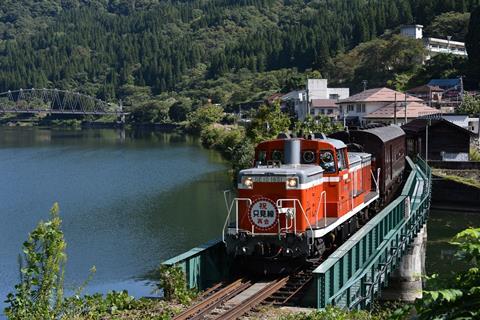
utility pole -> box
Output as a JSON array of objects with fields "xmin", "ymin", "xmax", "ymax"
[
  {"xmin": 394, "ymin": 92, "xmax": 397, "ymax": 125},
  {"xmin": 362, "ymin": 80, "xmax": 368, "ymax": 92}
]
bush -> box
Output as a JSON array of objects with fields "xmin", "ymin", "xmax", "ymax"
[
  {"xmin": 280, "ymin": 305, "xmax": 393, "ymax": 320},
  {"xmin": 413, "ymin": 228, "xmax": 480, "ymax": 320},
  {"xmin": 4, "ymin": 204, "xmax": 172, "ymax": 319},
  {"xmin": 4, "ymin": 203, "xmax": 67, "ymax": 320},
  {"xmin": 157, "ymin": 265, "xmax": 196, "ymax": 305}
]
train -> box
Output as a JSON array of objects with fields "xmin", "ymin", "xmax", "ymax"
[{"xmin": 223, "ymin": 126, "xmax": 406, "ymax": 273}]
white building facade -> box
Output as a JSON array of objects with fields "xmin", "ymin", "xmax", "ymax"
[
  {"xmin": 288, "ymin": 79, "xmax": 349, "ymax": 120},
  {"xmin": 400, "ymin": 25, "xmax": 468, "ymax": 60}
]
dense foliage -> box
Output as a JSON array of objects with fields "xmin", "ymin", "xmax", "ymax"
[
  {"xmin": 424, "ymin": 11, "xmax": 471, "ymax": 41},
  {"xmin": 1, "ymin": 0, "xmax": 479, "ymax": 108},
  {"xmin": 414, "ymin": 228, "xmax": 480, "ymax": 319},
  {"xmin": 457, "ymin": 93, "xmax": 480, "ymax": 115},
  {"xmin": 4, "ymin": 203, "xmax": 66, "ymax": 319},
  {"xmin": 3, "ymin": 204, "xmax": 182, "ymax": 319}
]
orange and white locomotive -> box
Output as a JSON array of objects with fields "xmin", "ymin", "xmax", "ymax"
[{"xmin": 223, "ymin": 128, "xmax": 405, "ymax": 271}]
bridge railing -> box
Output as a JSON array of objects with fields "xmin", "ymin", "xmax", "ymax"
[{"xmin": 313, "ymin": 156, "xmax": 431, "ymax": 310}]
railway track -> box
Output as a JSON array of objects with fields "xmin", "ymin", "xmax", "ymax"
[
  {"xmin": 173, "ymin": 278, "xmax": 252, "ymax": 320},
  {"xmin": 173, "ymin": 262, "xmax": 320, "ymax": 320}
]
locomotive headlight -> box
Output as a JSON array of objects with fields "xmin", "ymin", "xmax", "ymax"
[
  {"xmin": 286, "ymin": 177, "xmax": 299, "ymax": 189},
  {"xmin": 243, "ymin": 177, "xmax": 253, "ymax": 189}
]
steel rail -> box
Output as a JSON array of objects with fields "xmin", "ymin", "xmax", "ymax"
[
  {"xmin": 217, "ymin": 276, "xmax": 290, "ymax": 320},
  {"xmin": 173, "ymin": 278, "xmax": 250, "ymax": 320}
]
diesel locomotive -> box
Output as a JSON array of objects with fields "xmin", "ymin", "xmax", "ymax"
[{"xmin": 223, "ymin": 126, "xmax": 406, "ymax": 271}]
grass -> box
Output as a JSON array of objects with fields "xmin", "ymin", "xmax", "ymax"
[
  {"xmin": 433, "ymin": 169, "xmax": 480, "ymax": 189},
  {"xmin": 470, "ymin": 147, "xmax": 480, "ymax": 161}
]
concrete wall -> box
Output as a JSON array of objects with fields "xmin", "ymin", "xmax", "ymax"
[
  {"xmin": 431, "ymin": 177, "xmax": 480, "ymax": 211},
  {"xmin": 429, "ymin": 161, "xmax": 480, "ymax": 170}
]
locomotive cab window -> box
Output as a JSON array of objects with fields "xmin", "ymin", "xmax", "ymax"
[
  {"xmin": 337, "ymin": 148, "xmax": 347, "ymax": 171},
  {"xmin": 257, "ymin": 150, "xmax": 267, "ymax": 163},
  {"xmin": 319, "ymin": 150, "xmax": 335, "ymax": 173},
  {"xmin": 302, "ymin": 150, "xmax": 316, "ymax": 164}
]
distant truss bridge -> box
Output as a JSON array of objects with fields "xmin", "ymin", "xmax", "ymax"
[{"xmin": 0, "ymin": 88, "xmax": 128, "ymax": 116}]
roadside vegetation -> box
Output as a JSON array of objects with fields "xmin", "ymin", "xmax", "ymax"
[{"xmin": 432, "ymin": 168, "xmax": 480, "ymax": 189}]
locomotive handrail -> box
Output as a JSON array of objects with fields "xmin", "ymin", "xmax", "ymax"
[
  {"xmin": 222, "ymin": 191, "xmax": 252, "ymax": 243},
  {"xmin": 276, "ymin": 199, "xmax": 315, "ymax": 247},
  {"xmin": 315, "ymin": 191, "xmax": 327, "ymax": 228},
  {"xmin": 370, "ymin": 168, "xmax": 381, "ymax": 193}
]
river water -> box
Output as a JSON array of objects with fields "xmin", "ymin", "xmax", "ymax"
[{"xmin": 0, "ymin": 127, "xmax": 231, "ymax": 308}]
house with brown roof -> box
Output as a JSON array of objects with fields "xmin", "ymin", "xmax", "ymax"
[
  {"xmin": 310, "ymin": 99, "xmax": 339, "ymax": 119},
  {"xmin": 363, "ymin": 102, "xmax": 441, "ymax": 125},
  {"xmin": 337, "ymin": 87, "xmax": 424, "ymax": 126},
  {"xmin": 406, "ymin": 85, "xmax": 444, "ymax": 106}
]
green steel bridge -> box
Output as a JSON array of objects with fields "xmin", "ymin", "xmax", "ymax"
[{"xmin": 162, "ymin": 156, "xmax": 431, "ymax": 311}]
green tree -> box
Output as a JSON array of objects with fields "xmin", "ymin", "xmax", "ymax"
[
  {"xmin": 457, "ymin": 93, "xmax": 480, "ymax": 115},
  {"xmin": 168, "ymin": 98, "xmax": 193, "ymax": 123},
  {"xmin": 414, "ymin": 228, "xmax": 480, "ymax": 319},
  {"xmin": 4, "ymin": 203, "xmax": 66, "ymax": 320},
  {"xmin": 425, "ymin": 12, "xmax": 471, "ymax": 41},
  {"xmin": 294, "ymin": 115, "xmax": 342, "ymax": 136},
  {"xmin": 128, "ymin": 100, "xmax": 170, "ymax": 123},
  {"xmin": 247, "ymin": 102, "xmax": 291, "ymax": 143},
  {"xmin": 187, "ymin": 103, "xmax": 224, "ymax": 133}
]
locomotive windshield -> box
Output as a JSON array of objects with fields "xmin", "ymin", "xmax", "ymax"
[
  {"xmin": 319, "ymin": 151, "xmax": 335, "ymax": 173},
  {"xmin": 337, "ymin": 148, "xmax": 347, "ymax": 171}
]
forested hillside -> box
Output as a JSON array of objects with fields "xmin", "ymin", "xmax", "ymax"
[{"xmin": 0, "ymin": 0, "xmax": 479, "ymax": 111}]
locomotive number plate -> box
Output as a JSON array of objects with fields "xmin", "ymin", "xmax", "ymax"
[{"xmin": 249, "ymin": 198, "xmax": 278, "ymax": 230}]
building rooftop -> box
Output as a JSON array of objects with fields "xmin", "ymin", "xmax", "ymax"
[
  {"xmin": 402, "ymin": 118, "xmax": 475, "ymax": 135},
  {"xmin": 363, "ymin": 102, "xmax": 440, "ymax": 119},
  {"xmin": 428, "ymin": 79, "xmax": 461, "ymax": 89},
  {"xmin": 338, "ymin": 87, "xmax": 423, "ymax": 104},
  {"xmin": 407, "ymin": 85, "xmax": 444, "ymax": 93},
  {"xmin": 311, "ymin": 99, "xmax": 338, "ymax": 108}
]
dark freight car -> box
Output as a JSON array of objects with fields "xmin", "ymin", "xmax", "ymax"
[{"xmin": 329, "ymin": 126, "xmax": 406, "ymax": 203}]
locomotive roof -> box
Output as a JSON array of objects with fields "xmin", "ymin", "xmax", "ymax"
[
  {"xmin": 314, "ymin": 137, "xmax": 347, "ymax": 149},
  {"xmin": 261, "ymin": 137, "xmax": 347, "ymax": 150},
  {"xmin": 240, "ymin": 165, "xmax": 323, "ymax": 176}
]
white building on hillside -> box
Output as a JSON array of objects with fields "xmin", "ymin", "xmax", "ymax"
[
  {"xmin": 400, "ymin": 25, "xmax": 468, "ymax": 60},
  {"xmin": 282, "ymin": 79, "xmax": 349, "ymax": 121}
]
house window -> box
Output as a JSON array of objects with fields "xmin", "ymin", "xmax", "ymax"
[
  {"xmin": 356, "ymin": 104, "xmax": 362, "ymax": 112},
  {"xmin": 329, "ymin": 94, "xmax": 339, "ymax": 100},
  {"xmin": 327, "ymin": 109, "xmax": 333, "ymax": 114},
  {"xmin": 320, "ymin": 109, "xmax": 325, "ymax": 114},
  {"xmin": 347, "ymin": 104, "xmax": 354, "ymax": 112}
]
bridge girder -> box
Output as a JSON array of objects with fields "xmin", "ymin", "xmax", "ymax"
[{"xmin": 0, "ymin": 88, "xmax": 128, "ymax": 116}]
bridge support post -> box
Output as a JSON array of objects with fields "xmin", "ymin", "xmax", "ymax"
[{"xmin": 381, "ymin": 224, "xmax": 427, "ymax": 302}]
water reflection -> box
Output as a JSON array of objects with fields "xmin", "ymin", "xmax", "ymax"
[
  {"xmin": 0, "ymin": 127, "xmax": 230, "ymax": 306},
  {"xmin": 426, "ymin": 209, "xmax": 480, "ymax": 276}
]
